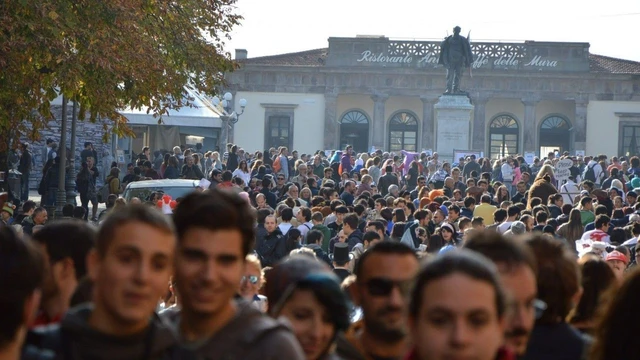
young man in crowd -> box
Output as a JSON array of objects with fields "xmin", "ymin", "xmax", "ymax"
[
  {"xmin": 28, "ymin": 205, "xmax": 189, "ymax": 359},
  {"xmin": 465, "ymin": 232, "xmax": 539, "ymax": 357},
  {"xmin": 1, "ymin": 227, "xmax": 43, "ymax": 360},
  {"xmin": 338, "ymin": 241, "xmax": 419, "ymax": 359},
  {"xmin": 165, "ymin": 190, "xmax": 304, "ymax": 358},
  {"xmin": 31, "ymin": 221, "xmax": 96, "ymax": 327}
]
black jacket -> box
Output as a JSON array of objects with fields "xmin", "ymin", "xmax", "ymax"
[
  {"xmin": 25, "ymin": 304, "xmax": 193, "ymax": 360},
  {"xmin": 19, "ymin": 149, "xmax": 33, "ymax": 173},
  {"xmin": 346, "ymin": 229, "xmax": 363, "ymax": 251},
  {"xmin": 256, "ymin": 228, "xmax": 287, "ymax": 267},
  {"xmin": 377, "ymin": 174, "xmax": 398, "ymax": 196},
  {"xmin": 180, "ymin": 164, "xmax": 204, "ymax": 180}
]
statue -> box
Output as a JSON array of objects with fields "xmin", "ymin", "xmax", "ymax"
[{"xmin": 438, "ymin": 26, "xmax": 473, "ymax": 95}]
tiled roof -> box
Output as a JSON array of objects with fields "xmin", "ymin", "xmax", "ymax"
[
  {"xmin": 240, "ymin": 48, "xmax": 640, "ymax": 74},
  {"xmin": 239, "ymin": 48, "xmax": 328, "ymax": 67},
  {"xmin": 589, "ymin": 54, "xmax": 640, "ymax": 74}
]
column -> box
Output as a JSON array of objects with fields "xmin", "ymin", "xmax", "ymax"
[
  {"xmin": 324, "ymin": 92, "xmax": 338, "ymax": 150},
  {"xmin": 420, "ymin": 95, "xmax": 438, "ymax": 151},
  {"xmin": 521, "ymin": 98, "xmax": 539, "ymax": 153},
  {"xmin": 472, "ymin": 96, "xmax": 488, "ymax": 152},
  {"xmin": 574, "ymin": 99, "xmax": 588, "ymax": 152},
  {"xmin": 371, "ymin": 94, "xmax": 388, "ymax": 150}
]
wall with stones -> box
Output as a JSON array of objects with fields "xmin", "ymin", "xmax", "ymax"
[{"xmin": 21, "ymin": 105, "xmax": 113, "ymax": 189}]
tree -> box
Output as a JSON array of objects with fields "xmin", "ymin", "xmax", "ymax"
[{"xmin": 0, "ymin": 0, "xmax": 241, "ymax": 152}]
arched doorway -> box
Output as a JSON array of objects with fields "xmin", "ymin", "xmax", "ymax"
[
  {"xmin": 489, "ymin": 115, "xmax": 519, "ymax": 159},
  {"xmin": 388, "ymin": 111, "xmax": 418, "ymax": 152},
  {"xmin": 539, "ymin": 115, "xmax": 571, "ymax": 155},
  {"xmin": 339, "ymin": 110, "xmax": 370, "ymax": 153}
]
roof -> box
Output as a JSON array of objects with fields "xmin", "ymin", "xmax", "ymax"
[
  {"xmin": 125, "ymin": 179, "xmax": 200, "ymax": 189},
  {"xmin": 239, "ymin": 48, "xmax": 328, "ymax": 67},
  {"xmin": 589, "ymin": 54, "xmax": 640, "ymax": 74},
  {"xmin": 240, "ymin": 48, "xmax": 640, "ymax": 74}
]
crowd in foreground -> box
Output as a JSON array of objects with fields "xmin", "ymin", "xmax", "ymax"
[{"xmin": 3, "ymin": 143, "xmax": 640, "ymax": 360}]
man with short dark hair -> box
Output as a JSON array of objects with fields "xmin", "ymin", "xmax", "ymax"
[
  {"xmin": 378, "ymin": 166, "xmax": 398, "ymax": 197},
  {"xmin": 143, "ymin": 160, "xmax": 160, "ymax": 179},
  {"xmin": 581, "ymin": 214, "xmax": 611, "ymax": 243},
  {"xmin": 28, "ymin": 205, "xmax": 188, "ymax": 359},
  {"xmin": 498, "ymin": 205, "xmax": 521, "ymax": 234},
  {"xmin": 0, "ymin": 227, "xmax": 43, "ymax": 360},
  {"xmin": 166, "ymin": 190, "xmax": 304, "ymax": 358},
  {"xmin": 343, "ymin": 213, "xmax": 363, "ymax": 251},
  {"xmin": 337, "ymin": 242, "xmax": 419, "ymax": 360},
  {"xmin": 31, "ymin": 221, "xmax": 96, "ymax": 326},
  {"xmin": 304, "ymin": 229, "xmax": 332, "ymax": 266},
  {"xmin": 464, "ymin": 232, "xmax": 539, "ymax": 357},
  {"xmin": 341, "ymin": 180, "xmax": 356, "ymax": 206}
]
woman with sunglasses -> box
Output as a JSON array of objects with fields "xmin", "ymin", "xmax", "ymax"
[
  {"xmin": 240, "ymin": 254, "xmax": 268, "ymax": 312},
  {"xmin": 266, "ymin": 255, "xmax": 350, "ymax": 360}
]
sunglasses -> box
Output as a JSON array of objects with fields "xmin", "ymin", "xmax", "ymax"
[
  {"xmin": 365, "ymin": 277, "xmax": 412, "ymax": 297},
  {"xmin": 242, "ymin": 275, "xmax": 259, "ymax": 285}
]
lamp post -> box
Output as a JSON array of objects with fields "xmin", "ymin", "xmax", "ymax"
[{"xmin": 212, "ymin": 92, "xmax": 247, "ymax": 151}]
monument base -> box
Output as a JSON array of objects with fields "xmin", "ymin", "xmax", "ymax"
[{"xmin": 434, "ymin": 95, "xmax": 474, "ymax": 163}]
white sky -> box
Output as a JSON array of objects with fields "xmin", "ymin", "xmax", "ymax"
[{"xmin": 226, "ymin": 0, "xmax": 640, "ymax": 61}]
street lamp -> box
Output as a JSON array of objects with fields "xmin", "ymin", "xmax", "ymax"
[{"xmin": 212, "ymin": 92, "xmax": 247, "ymax": 149}]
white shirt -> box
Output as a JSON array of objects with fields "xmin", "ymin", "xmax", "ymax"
[
  {"xmin": 583, "ymin": 161, "xmax": 604, "ymax": 185},
  {"xmin": 278, "ymin": 223, "xmax": 293, "ymax": 236},
  {"xmin": 497, "ymin": 221, "xmax": 514, "ymax": 234},
  {"xmin": 501, "ymin": 163, "xmax": 514, "ymax": 181},
  {"xmin": 297, "ymin": 222, "xmax": 313, "ymax": 237},
  {"xmin": 581, "ymin": 229, "xmax": 611, "ymax": 243},
  {"xmin": 560, "ymin": 180, "xmax": 581, "ymax": 205}
]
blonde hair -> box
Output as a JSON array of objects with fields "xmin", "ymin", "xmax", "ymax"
[
  {"xmin": 246, "ymin": 254, "xmax": 264, "ymax": 284},
  {"xmin": 536, "ymin": 164, "xmax": 555, "ymax": 180}
]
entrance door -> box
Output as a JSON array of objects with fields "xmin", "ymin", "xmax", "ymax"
[
  {"xmin": 539, "ymin": 116, "xmax": 570, "ymax": 154},
  {"xmin": 489, "ymin": 115, "xmax": 519, "ymax": 159},
  {"xmin": 339, "ymin": 111, "xmax": 370, "ymax": 153}
]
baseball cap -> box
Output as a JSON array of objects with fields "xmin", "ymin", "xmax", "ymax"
[{"xmin": 606, "ymin": 251, "xmax": 629, "ymax": 265}]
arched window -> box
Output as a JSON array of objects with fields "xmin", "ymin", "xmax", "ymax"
[
  {"xmin": 489, "ymin": 115, "xmax": 519, "ymax": 159},
  {"xmin": 389, "ymin": 111, "xmax": 418, "ymax": 152},
  {"xmin": 339, "ymin": 110, "xmax": 369, "ymax": 153},
  {"xmin": 539, "ymin": 115, "xmax": 571, "ymax": 155}
]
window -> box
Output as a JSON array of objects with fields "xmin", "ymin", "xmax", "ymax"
[
  {"xmin": 340, "ymin": 110, "xmax": 370, "ymax": 153},
  {"xmin": 621, "ymin": 125, "xmax": 640, "ymax": 157},
  {"xmin": 267, "ymin": 116, "xmax": 290, "ymax": 150},
  {"xmin": 388, "ymin": 111, "xmax": 418, "ymax": 152},
  {"xmin": 489, "ymin": 115, "xmax": 519, "ymax": 159}
]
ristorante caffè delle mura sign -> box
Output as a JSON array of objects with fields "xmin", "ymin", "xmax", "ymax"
[{"xmin": 355, "ymin": 41, "xmax": 563, "ymax": 71}]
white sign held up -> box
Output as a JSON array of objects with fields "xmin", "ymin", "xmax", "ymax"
[{"xmin": 555, "ymin": 159, "xmax": 573, "ymax": 181}]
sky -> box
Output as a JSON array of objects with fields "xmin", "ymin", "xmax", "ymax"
[{"xmin": 225, "ymin": 0, "xmax": 640, "ymax": 62}]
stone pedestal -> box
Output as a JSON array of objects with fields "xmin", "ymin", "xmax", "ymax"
[{"xmin": 434, "ymin": 95, "xmax": 474, "ymax": 163}]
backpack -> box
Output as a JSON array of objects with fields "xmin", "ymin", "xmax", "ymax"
[
  {"xmin": 584, "ymin": 164, "xmax": 597, "ymax": 182},
  {"xmin": 273, "ymin": 156, "xmax": 281, "ymax": 173},
  {"xmin": 96, "ymin": 179, "xmax": 112, "ymax": 204}
]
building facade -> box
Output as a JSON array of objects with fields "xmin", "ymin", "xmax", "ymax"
[{"xmin": 226, "ymin": 36, "xmax": 640, "ymax": 159}]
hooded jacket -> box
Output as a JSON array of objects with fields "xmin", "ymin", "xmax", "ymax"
[
  {"xmin": 25, "ymin": 304, "xmax": 192, "ymax": 360},
  {"xmin": 161, "ymin": 300, "xmax": 305, "ymax": 360},
  {"xmin": 256, "ymin": 227, "xmax": 287, "ymax": 267},
  {"xmin": 346, "ymin": 228, "xmax": 364, "ymax": 251}
]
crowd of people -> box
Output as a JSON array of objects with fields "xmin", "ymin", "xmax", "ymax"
[{"xmin": 3, "ymin": 142, "xmax": 640, "ymax": 360}]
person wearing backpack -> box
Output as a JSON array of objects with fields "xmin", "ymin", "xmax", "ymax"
[{"xmin": 583, "ymin": 157, "xmax": 604, "ymax": 188}]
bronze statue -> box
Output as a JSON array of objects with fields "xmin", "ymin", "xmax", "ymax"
[{"xmin": 438, "ymin": 26, "xmax": 473, "ymax": 94}]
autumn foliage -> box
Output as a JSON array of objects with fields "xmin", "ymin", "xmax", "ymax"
[{"xmin": 0, "ymin": 0, "xmax": 242, "ymax": 150}]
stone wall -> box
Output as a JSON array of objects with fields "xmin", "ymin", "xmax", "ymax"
[{"xmin": 21, "ymin": 105, "xmax": 113, "ymax": 189}]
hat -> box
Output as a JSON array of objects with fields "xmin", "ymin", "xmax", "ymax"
[
  {"xmin": 335, "ymin": 206, "xmax": 349, "ymax": 214},
  {"xmin": 440, "ymin": 222, "xmax": 455, "ymax": 234},
  {"xmin": 580, "ymin": 190, "xmax": 589, "ymax": 196},
  {"xmin": 439, "ymin": 205, "xmax": 449, "ymax": 217},
  {"xmin": 1, "ymin": 203, "xmax": 14, "ymax": 216},
  {"xmin": 606, "ymin": 251, "xmax": 629, "ymax": 265},
  {"xmin": 332, "ymin": 243, "xmax": 353, "ymax": 263},
  {"xmin": 509, "ymin": 221, "xmax": 526, "ymax": 235},
  {"xmin": 211, "ymin": 169, "xmax": 222, "ymax": 176}
]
